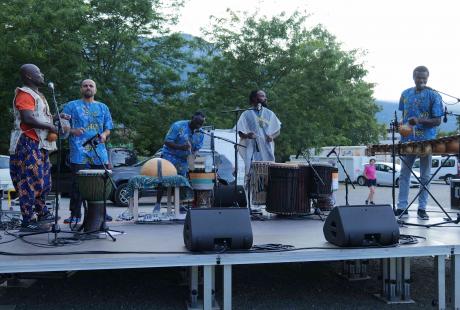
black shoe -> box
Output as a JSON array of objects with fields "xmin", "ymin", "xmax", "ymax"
[
  {"xmin": 365, "ymin": 200, "xmax": 368, "ymax": 205},
  {"xmin": 417, "ymin": 209, "xmax": 429, "ymax": 220},
  {"xmin": 394, "ymin": 209, "xmax": 409, "ymax": 217},
  {"xmin": 105, "ymin": 214, "xmax": 113, "ymax": 222},
  {"xmin": 370, "ymin": 201, "xmax": 375, "ymax": 205},
  {"xmin": 19, "ymin": 223, "xmax": 46, "ymax": 232}
]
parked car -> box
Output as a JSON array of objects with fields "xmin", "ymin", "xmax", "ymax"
[
  {"xmin": 50, "ymin": 147, "xmax": 138, "ymax": 196},
  {"xmin": 356, "ymin": 162, "xmax": 420, "ymax": 187},
  {"xmin": 413, "ymin": 156, "xmax": 459, "ymax": 184},
  {"xmin": 0, "ymin": 155, "xmax": 14, "ymax": 193}
]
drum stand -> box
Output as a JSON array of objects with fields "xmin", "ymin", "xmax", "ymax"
[
  {"xmin": 390, "ymin": 111, "xmax": 460, "ymax": 228},
  {"xmin": 77, "ymin": 138, "xmax": 123, "ymax": 241}
]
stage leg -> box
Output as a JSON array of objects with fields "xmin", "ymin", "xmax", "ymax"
[
  {"xmin": 376, "ymin": 257, "xmax": 414, "ymax": 304},
  {"xmin": 435, "ymin": 255, "xmax": 446, "ymax": 310},
  {"xmin": 188, "ymin": 266, "xmax": 199, "ymax": 309},
  {"xmin": 204, "ymin": 265, "xmax": 213, "ymax": 310},
  {"xmin": 452, "ymin": 253, "xmax": 459, "ymax": 310},
  {"xmin": 223, "ymin": 265, "xmax": 232, "ymax": 310}
]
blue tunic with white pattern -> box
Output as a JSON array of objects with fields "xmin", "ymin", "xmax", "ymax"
[
  {"xmin": 161, "ymin": 120, "xmax": 204, "ymax": 176},
  {"xmin": 398, "ymin": 87, "xmax": 442, "ymax": 142},
  {"xmin": 63, "ymin": 99, "xmax": 113, "ymax": 165}
]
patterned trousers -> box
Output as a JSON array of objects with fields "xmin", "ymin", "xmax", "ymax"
[{"xmin": 9, "ymin": 135, "xmax": 51, "ymax": 224}]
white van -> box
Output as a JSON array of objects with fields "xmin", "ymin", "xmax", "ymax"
[{"xmin": 413, "ymin": 156, "xmax": 459, "ymax": 184}]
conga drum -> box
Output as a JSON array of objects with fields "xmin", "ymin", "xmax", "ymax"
[
  {"xmin": 77, "ymin": 169, "xmax": 113, "ymax": 232},
  {"xmin": 249, "ymin": 161, "xmax": 272, "ymax": 205},
  {"xmin": 266, "ymin": 163, "xmax": 310, "ymax": 215},
  {"xmin": 189, "ymin": 172, "xmax": 215, "ymax": 208}
]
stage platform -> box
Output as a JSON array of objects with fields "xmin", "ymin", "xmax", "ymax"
[{"xmin": 0, "ymin": 205, "xmax": 459, "ymax": 310}]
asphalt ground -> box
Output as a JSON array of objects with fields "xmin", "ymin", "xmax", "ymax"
[{"xmin": 0, "ymin": 182, "xmax": 456, "ymax": 309}]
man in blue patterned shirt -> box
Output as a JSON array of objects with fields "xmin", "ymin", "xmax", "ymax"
[
  {"xmin": 62, "ymin": 79, "xmax": 113, "ymax": 224},
  {"xmin": 154, "ymin": 112, "xmax": 205, "ymax": 213},
  {"xmin": 395, "ymin": 66, "xmax": 443, "ymax": 220}
]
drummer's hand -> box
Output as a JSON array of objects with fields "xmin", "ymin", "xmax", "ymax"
[
  {"xmin": 59, "ymin": 113, "xmax": 71, "ymax": 120},
  {"xmin": 181, "ymin": 141, "xmax": 192, "ymax": 151},
  {"xmin": 100, "ymin": 132, "xmax": 107, "ymax": 143},
  {"xmin": 408, "ymin": 117, "xmax": 418, "ymax": 126},
  {"xmin": 71, "ymin": 128, "xmax": 85, "ymax": 136},
  {"xmin": 266, "ymin": 135, "xmax": 273, "ymax": 142}
]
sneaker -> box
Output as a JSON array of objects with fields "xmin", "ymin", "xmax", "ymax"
[
  {"xmin": 37, "ymin": 212, "xmax": 56, "ymax": 223},
  {"xmin": 105, "ymin": 214, "xmax": 113, "ymax": 222},
  {"xmin": 394, "ymin": 209, "xmax": 409, "ymax": 217},
  {"xmin": 417, "ymin": 209, "xmax": 429, "ymax": 220},
  {"xmin": 19, "ymin": 223, "xmax": 46, "ymax": 232},
  {"xmin": 370, "ymin": 201, "xmax": 375, "ymax": 205},
  {"xmin": 365, "ymin": 200, "xmax": 368, "ymax": 205},
  {"xmin": 63, "ymin": 216, "xmax": 81, "ymax": 224}
]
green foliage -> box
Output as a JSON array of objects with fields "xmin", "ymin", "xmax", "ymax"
[
  {"xmin": 191, "ymin": 11, "xmax": 380, "ymax": 161},
  {"xmin": 0, "ymin": 0, "xmax": 185, "ymax": 155}
]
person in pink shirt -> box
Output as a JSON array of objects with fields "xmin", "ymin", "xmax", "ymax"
[{"xmin": 364, "ymin": 159, "xmax": 377, "ymax": 205}]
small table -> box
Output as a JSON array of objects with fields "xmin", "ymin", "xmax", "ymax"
[{"xmin": 126, "ymin": 175, "xmax": 191, "ymax": 221}]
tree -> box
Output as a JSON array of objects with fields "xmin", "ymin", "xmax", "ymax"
[
  {"xmin": 0, "ymin": 0, "xmax": 185, "ymax": 155},
  {"xmin": 191, "ymin": 10, "xmax": 380, "ymax": 161}
]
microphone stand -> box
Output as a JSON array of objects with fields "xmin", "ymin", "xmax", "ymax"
[
  {"xmin": 391, "ymin": 111, "xmax": 398, "ymax": 211},
  {"xmin": 199, "ymin": 129, "xmax": 246, "ymax": 207},
  {"xmin": 329, "ymin": 148, "xmax": 355, "ymax": 206},
  {"xmin": 221, "ymin": 107, "xmax": 253, "ymax": 206}
]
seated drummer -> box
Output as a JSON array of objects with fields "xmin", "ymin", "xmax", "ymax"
[{"xmin": 154, "ymin": 111, "xmax": 206, "ymax": 213}]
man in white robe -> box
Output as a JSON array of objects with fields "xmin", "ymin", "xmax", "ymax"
[{"xmin": 237, "ymin": 90, "xmax": 281, "ymax": 183}]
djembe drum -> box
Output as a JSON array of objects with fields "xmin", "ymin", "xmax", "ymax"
[
  {"xmin": 77, "ymin": 169, "xmax": 113, "ymax": 232},
  {"xmin": 250, "ymin": 161, "xmax": 272, "ymax": 205},
  {"xmin": 266, "ymin": 163, "xmax": 310, "ymax": 215},
  {"xmin": 189, "ymin": 172, "xmax": 215, "ymax": 207}
]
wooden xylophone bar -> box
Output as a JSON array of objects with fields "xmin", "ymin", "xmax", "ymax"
[{"xmin": 367, "ymin": 134, "xmax": 460, "ymax": 156}]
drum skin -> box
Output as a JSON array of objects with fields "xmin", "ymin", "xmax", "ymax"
[{"xmin": 141, "ymin": 158, "xmax": 177, "ymax": 177}]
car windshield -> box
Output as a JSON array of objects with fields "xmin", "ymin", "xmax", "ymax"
[{"xmin": 0, "ymin": 157, "xmax": 9, "ymax": 169}]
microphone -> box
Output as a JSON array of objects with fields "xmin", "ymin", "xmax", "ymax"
[
  {"xmin": 326, "ymin": 146, "xmax": 337, "ymax": 158},
  {"xmin": 48, "ymin": 82, "xmax": 54, "ymax": 90},
  {"xmin": 82, "ymin": 134, "xmax": 100, "ymax": 147},
  {"xmin": 443, "ymin": 106, "xmax": 448, "ymax": 123}
]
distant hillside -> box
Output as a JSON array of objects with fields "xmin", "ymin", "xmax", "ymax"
[{"xmin": 375, "ymin": 100, "xmax": 457, "ymax": 133}]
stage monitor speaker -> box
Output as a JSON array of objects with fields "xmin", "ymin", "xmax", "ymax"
[
  {"xmin": 213, "ymin": 184, "xmax": 247, "ymax": 208},
  {"xmin": 323, "ymin": 205, "xmax": 400, "ymax": 247},
  {"xmin": 183, "ymin": 207, "xmax": 253, "ymax": 251}
]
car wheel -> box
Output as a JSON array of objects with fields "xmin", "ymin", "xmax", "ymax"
[
  {"xmin": 357, "ymin": 176, "xmax": 366, "ymax": 186},
  {"xmin": 395, "ymin": 178, "xmax": 400, "ymax": 187},
  {"xmin": 445, "ymin": 174, "xmax": 453, "ymax": 185},
  {"xmin": 114, "ymin": 182, "xmax": 130, "ymax": 208}
]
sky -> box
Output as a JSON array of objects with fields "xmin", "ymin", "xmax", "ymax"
[{"xmin": 173, "ymin": 0, "xmax": 460, "ymax": 110}]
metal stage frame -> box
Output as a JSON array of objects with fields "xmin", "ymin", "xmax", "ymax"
[{"xmin": 0, "ymin": 216, "xmax": 458, "ymax": 310}]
